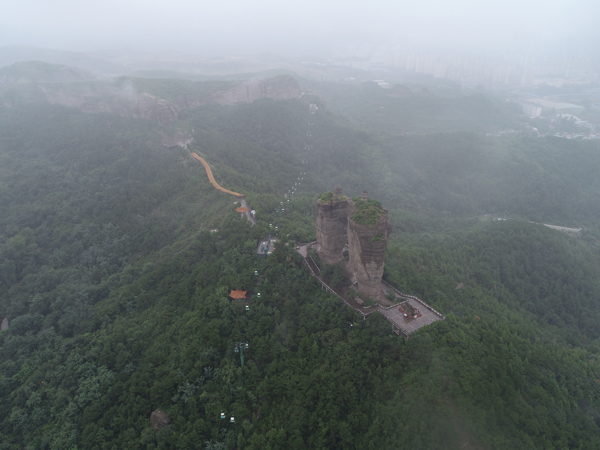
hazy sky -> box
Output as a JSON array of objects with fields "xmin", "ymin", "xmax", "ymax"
[{"xmin": 1, "ymin": 0, "xmax": 599, "ymax": 56}]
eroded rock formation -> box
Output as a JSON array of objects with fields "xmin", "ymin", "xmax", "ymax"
[
  {"xmin": 150, "ymin": 410, "xmax": 169, "ymax": 430},
  {"xmin": 2, "ymin": 71, "xmax": 300, "ymax": 127},
  {"xmin": 210, "ymin": 76, "xmax": 300, "ymax": 105},
  {"xmin": 37, "ymin": 85, "xmax": 181, "ymax": 127},
  {"xmin": 159, "ymin": 131, "xmax": 194, "ymax": 148},
  {"xmin": 347, "ymin": 192, "xmax": 392, "ymax": 300},
  {"xmin": 316, "ymin": 187, "xmax": 392, "ymax": 299},
  {"xmin": 316, "ymin": 186, "xmax": 349, "ymax": 264}
]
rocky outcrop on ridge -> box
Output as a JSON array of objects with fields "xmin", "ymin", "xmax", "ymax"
[
  {"xmin": 316, "ymin": 186, "xmax": 349, "ymax": 264},
  {"xmin": 210, "ymin": 76, "xmax": 300, "ymax": 105},
  {"xmin": 159, "ymin": 131, "xmax": 194, "ymax": 148},
  {"xmin": 0, "ymin": 315, "xmax": 8, "ymax": 331},
  {"xmin": 37, "ymin": 87, "xmax": 181, "ymax": 127},
  {"xmin": 0, "ymin": 61, "xmax": 300, "ymax": 127},
  {"xmin": 150, "ymin": 410, "xmax": 169, "ymax": 430},
  {"xmin": 36, "ymin": 76, "xmax": 299, "ymax": 126},
  {"xmin": 315, "ymin": 187, "xmax": 392, "ymax": 300},
  {"xmin": 347, "ymin": 194, "xmax": 392, "ymax": 300}
]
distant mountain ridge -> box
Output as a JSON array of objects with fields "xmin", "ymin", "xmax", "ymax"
[
  {"xmin": 0, "ymin": 45, "xmax": 125, "ymax": 75},
  {"xmin": 0, "ymin": 60, "xmax": 94, "ymax": 84},
  {"xmin": 0, "ymin": 61, "xmax": 301, "ymax": 126}
]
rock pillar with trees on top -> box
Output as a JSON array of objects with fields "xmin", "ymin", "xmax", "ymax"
[
  {"xmin": 347, "ymin": 190, "xmax": 392, "ymax": 300},
  {"xmin": 316, "ymin": 186, "xmax": 349, "ymax": 264}
]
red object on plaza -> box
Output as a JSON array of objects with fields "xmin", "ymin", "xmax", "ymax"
[{"xmin": 399, "ymin": 302, "xmax": 422, "ymax": 319}]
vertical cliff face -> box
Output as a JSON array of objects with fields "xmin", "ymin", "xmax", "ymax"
[
  {"xmin": 316, "ymin": 187, "xmax": 349, "ymax": 264},
  {"xmin": 210, "ymin": 75, "xmax": 300, "ymax": 105},
  {"xmin": 315, "ymin": 188, "xmax": 392, "ymax": 299},
  {"xmin": 2, "ymin": 65, "xmax": 300, "ymax": 127},
  {"xmin": 347, "ymin": 196, "xmax": 392, "ymax": 299}
]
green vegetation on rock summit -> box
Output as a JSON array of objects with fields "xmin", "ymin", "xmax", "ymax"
[{"xmin": 350, "ymin": 197, "xmax": 385, "ymax": 226}]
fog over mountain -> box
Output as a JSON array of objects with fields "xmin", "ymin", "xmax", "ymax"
[
  {"xmin": 5, "ymin": 1, "xmax": 600, "ymax": 450},
  {"xmin": 1, "ymin": 0, "xmax": 599, "ymax": 56}
]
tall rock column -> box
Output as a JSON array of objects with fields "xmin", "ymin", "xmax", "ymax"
[
  {"xmin": 316, "ymin": 186, "xmax": 349, "ymax": 264},
  {"xmin": 347, "ymin": 191, "xmax": 392, "ymax": 299}
]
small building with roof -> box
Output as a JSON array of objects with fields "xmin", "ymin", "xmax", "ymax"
[{"xmin": 229, "ymin": 290, "xmax": 248, "ymax": 300}]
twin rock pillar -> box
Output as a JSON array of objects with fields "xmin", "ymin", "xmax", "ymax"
[{"xmin": 316, "ymin": 187, "xmax": 392, "ymax": 299}]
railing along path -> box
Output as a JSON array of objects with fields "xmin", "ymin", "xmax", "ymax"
[{"xmin": 297, "ymin": 243, "xmax": 443, "ymax": 337}]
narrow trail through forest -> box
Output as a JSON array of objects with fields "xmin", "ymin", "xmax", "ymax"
[
  {"xmin": 190, "ymin": 153, "xmax": 256, "ymax": 225},
  {"xmin": 190, "ymin": 153, "xmax": 244, "ymax": 197}
]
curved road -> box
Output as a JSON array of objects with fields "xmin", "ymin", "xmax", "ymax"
[
  {"xmin": 190, "ymin": 153, "xmax": 244, "ymax": 197},
  {"xmin": 191, "ymin": 152, "xmax": 256, "ymax": 226}
]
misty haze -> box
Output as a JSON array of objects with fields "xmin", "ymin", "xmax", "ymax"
[{"xmin": 1, "ymin": 1, "xmax": 600, "ymax": 449}]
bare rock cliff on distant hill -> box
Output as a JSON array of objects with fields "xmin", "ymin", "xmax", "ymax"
[
  {"xmin": 38, "ymin": 87, "xmax": 181, "ymax": 127},
  {"xmin": 210, "ymin": 75, "xmax": 300, "ymax": 105},
  {"xmin": 1, "ymin": 62, "xmax": 300, "ymax": 127}
]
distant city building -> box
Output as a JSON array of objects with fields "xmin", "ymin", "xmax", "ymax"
[
  {"xmin": 525, "ymin": 98, "xmax": 585, "ymax": 116},
  {"xmin": 522, "ymin": 102, "xmax": 542, "ymax": 117},
  {"xmin": 329, "ymin": 46, "xmax": 600, "ymax": 90},
  {"xmin": 372, "ymin": 80, "xmax": 390, "ymax": 88}
]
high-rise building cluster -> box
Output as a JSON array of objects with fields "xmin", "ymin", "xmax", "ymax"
[{"xmin": 330, "ymin": 46, "xmax": 600, "ymax": 88}]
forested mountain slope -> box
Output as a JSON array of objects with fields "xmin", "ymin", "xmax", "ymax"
[
  {"xmin": 186, "ymin": 98, "xmax": 600, "ymax": 226},
  {"xmin": 300, "ymin": 79, "xmax": 521, "ymax": 135},
  {"xmin": 1, "ymin": 76, "xmax": 600, "ymax": 449}
]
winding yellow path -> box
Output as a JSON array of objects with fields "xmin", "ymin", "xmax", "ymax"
[{"xmin": 190, "ymin": 153, "xmax": 244, "ymax": 197}]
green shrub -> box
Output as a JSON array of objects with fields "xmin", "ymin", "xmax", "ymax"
[
  {"xmin": 318, "ymin": 191, "xmax": 347, "ymax": 203},
  {"xmin": 371, "ymin": 233, "xmax": 383, "ymax": 242},
  {"xmin": 362, "ymin": 297, "xmax": 376, "ymax": 306},
  {"xmin": 318, "ymin": 191, "xmax": 333, "ymax": 202},
  {"xmin": 385, "ymin": 291, "xmax": 398, "ymax": 302},
  {"xmin": 351, "ymin": 197, "xmax": 384, "ymax": 226}
]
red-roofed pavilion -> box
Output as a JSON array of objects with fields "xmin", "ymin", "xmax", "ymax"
[{"xmin": 229, "ymin": 289, "xmax": 247, "ymax": 299}]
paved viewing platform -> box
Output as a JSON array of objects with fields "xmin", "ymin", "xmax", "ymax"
[
  {"xmin": 378, "ymin": 281, "xmax": 444, "ymax": 336},
  {"xmin": 296, "ymin": 242, "xmax": 444, "ymax": 337}
]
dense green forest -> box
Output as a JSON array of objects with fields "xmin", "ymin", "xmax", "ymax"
[
  {"xmin": 2, "ymin": 69, "xmax": 600, "ymax": 449},
  {"xmin": 301, "ymin": 79, "xmax": 521, "ymax": 135}
]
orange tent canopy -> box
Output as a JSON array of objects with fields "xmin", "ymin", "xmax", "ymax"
[
  {"xmin": 235, "ymin": 206, "xmax": 249, "ymax": 213},
  {"xmin": 229, "ymin": 289, "xmax": 247, "ymax": 299}
]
